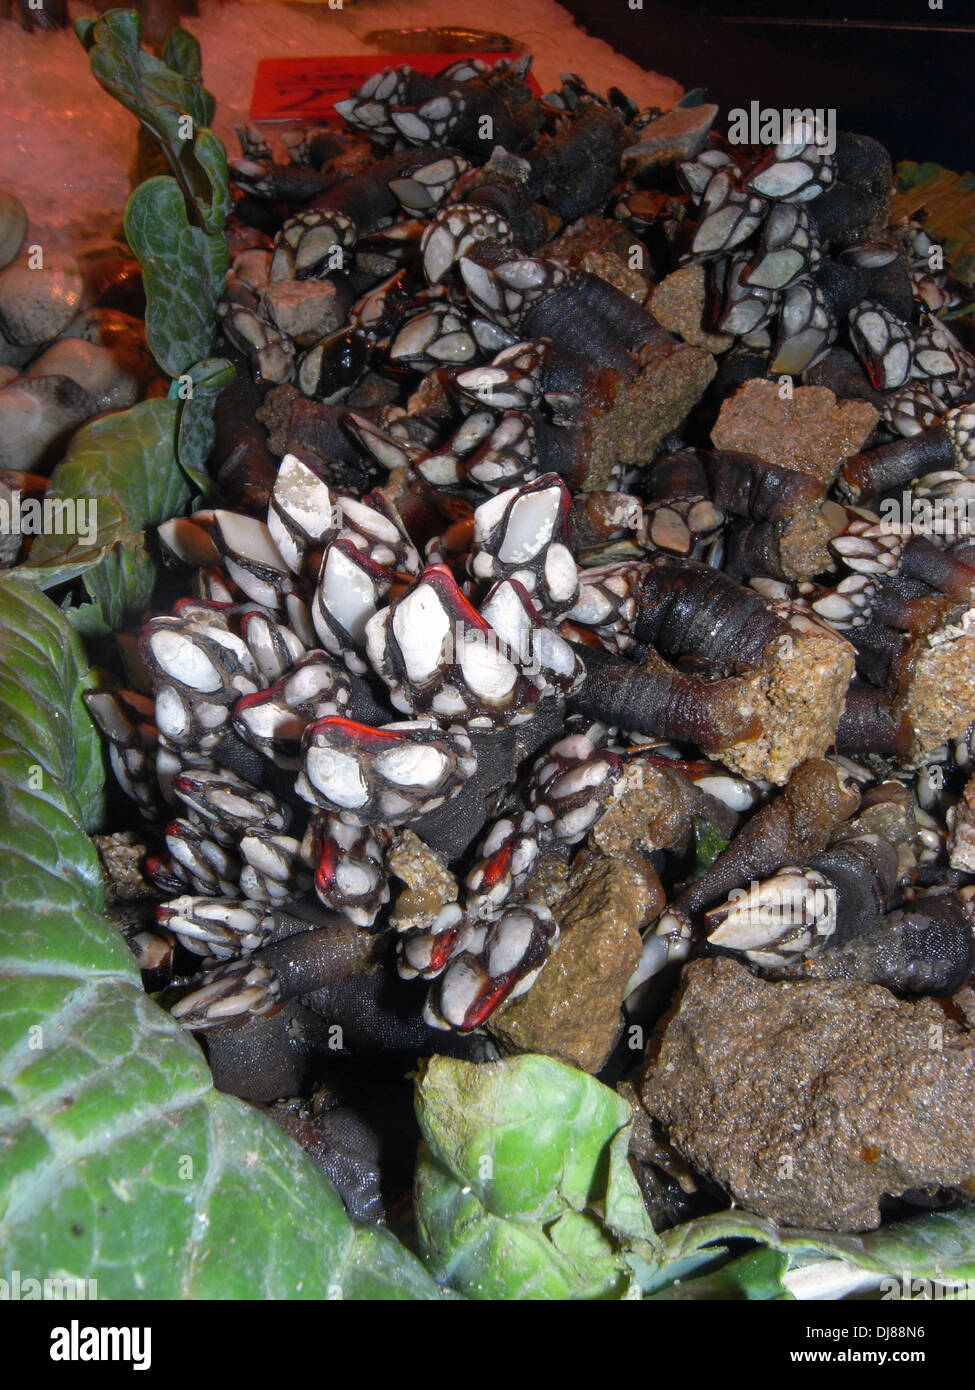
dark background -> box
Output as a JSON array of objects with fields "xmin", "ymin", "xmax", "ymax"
[{"xmin": 562, "ymin": 0, "xmax": 974, "ymax": 170}]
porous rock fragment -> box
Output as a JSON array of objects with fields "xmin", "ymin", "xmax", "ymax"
[
  {"xmin": 388, "ymin": 829, "xmax": 457, "ymax": 932},
  {"xmin": 650, "ymin": 264, "xmax": 733, "ymax": 353},
  {"xmin": 897, "ymin": 616, "xmax": 975, "ymax": 765},
  {"xmin": 641, "ymin": 956, "xmax": 975, "ymax": 1231},
  {"xmin": 714, "ymin": 613, "xmax": 855, "ymax": 785},
  {"xmin": 259, "ymin": 279, "xmax": 348, "ymax": 347},
  {"xmin": 582, "ymin": 340, "xmax": 716, "ymax": 489},
  {"xmin": 711, "ymin": 379, "xmax": 878, "ymax": 485},
  {"xmin": 549, "ymin": 215, "xmax": 651, "ymax": 303},
  {"xmin": 592, "ymin": 760, "xmax": 735, "ymax": 863},
  {"xmin": 489, "ymin": 853, "xmax": 646, "ymax": 1073}
]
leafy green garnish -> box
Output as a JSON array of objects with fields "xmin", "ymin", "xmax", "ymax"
[
  {"xmin": 414, "ymin": 1054, "xmax": 654, "ymax": 1299},
  {"xmin": 75, "ymin": 12, "xmax": 230, "ymax": 376},
  {"xmin": 172, "ymin": 354, "xmax": 234, "ymax": 498},
  {"xmin": 653, "ymin": 1205, "xmax": 975, "ymax": 1298},
  {"xmin": 0, "ymin": 580, "xmax": 442, "ymax": 1300},
  {"xmin": 413, "ymin": 1053, "xmax": 975, "ymax": 1300},
  {"xmin": 75, "ymin": 11, "xmax": 228, "ymax": 234},
  {"xmin": 125, "ymin": 173, "xmax": 230, "ymax": 378},
  {"xmin": 21, "ymin": 359, "xmax": 229, "ymax": 635}
]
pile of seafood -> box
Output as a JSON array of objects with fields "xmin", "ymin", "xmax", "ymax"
[{"xmin": 77, "ymin": 56, "xmax": 975, "ymax": 1230}]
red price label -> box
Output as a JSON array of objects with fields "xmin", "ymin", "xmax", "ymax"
[{"xmin": 250, "ymin": 53, "xmax": 540, "ymax": 122}]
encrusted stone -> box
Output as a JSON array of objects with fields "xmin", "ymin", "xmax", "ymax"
[
  {"xmin": 711, "ymin": 380, "xmax": 878, "ymax": 485},
  {"xmin": 581, "ymin": 340, "xmax": 716, "ymax": 489},
  {"xmin": 549, "ymin": 215, "xmax": 651, "ymax": 303},
  {"xmin": 388, "ymin": 829, "xmax": 458, "ymax": 932},
  {"xmin": 259, "ymin": 279, "xmax": 348, "ymax": 347},
  {"xmin": 715, "ymin": 613, "xmax": 855, "ymax": 785},
  {"xmin": 489, "ymin": 853, "xmax": 646, "ymax": 1072},
  {"xmin": 898, "ymin": 617, "xmax": 975, "ymax": 765},
  {"xmin": 641, "ymin": 956, "xmax": 975, "ymax": 1231},
  {"xmin": 949, "ymin": 775, "xmax": 975, "ymax": 872},
  {"xmin": 650, "ymin": 263, "xmax": 733, "ymax": 353},
  {"xmin": 592, "ymin": 761, "xmax": 728, "ymax": 860}
]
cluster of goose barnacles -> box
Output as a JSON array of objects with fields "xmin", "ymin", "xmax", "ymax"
[
  {"xmin": 679, "ymin": 121, "xmax": 975, "ymax": 433},
  {"xmin": 84, "ymin": 55, "xmax": 975, "ymax": 1094}
]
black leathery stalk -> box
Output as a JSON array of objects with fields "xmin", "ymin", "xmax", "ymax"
[
  {"xmin": 792, "ymin": 893, "xmax": 975, "ymax": 997},
  {"xmin": 567, "ymin": 641, "xmax": 761, "ymax": 750},
  {"xmin": 520, "ymin": 282, "xmax": 640, "ymax": 379},
  {"xmin": 807, "ymin": 837, "xmax": 900, "ymax": 946},
  {"xmin": 632, "ymin": 556, "xmax": 787, "ymax": 670},
  {"xmin": 526, "ymin": 102, "xmax": 627, "ymax": 220},
  {"xmin": 840, "ymin": 425, "xmax": 957, "ymax": 502},
  {"xmin": 836, "ymin": 682, "xmax": 908, "ymax": 756}
]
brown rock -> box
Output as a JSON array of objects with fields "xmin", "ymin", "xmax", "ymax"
[
  {"xmin": 489, "ymin": 854, "xmax": 647, "ymax": 1073},
  {"xmin": 714, "ymin": 611, "xmax": 855, "ymax": 785},
  {"xmin": 259, "ymin": 279, "xmax": 347, "ymax": 347},
  {"xmin": 777, "ymin": 500, "xmax": 847, "ymax": 582},
  {"xmin": 519, "ymin": 846, "xmax": 572, "ymax": 913},
  {"xmin": 592, "ymin": 760, "xmax": 736, "ymax": 862},
  {"xmin": 549, "ymin": 216, "xmax": 652, "ymax": 304},
  {"xmin": 580, "ymin": 249, "xmax": 651, "ymax": 304},
  {"xmin": 255, "ymin": 383, "xmax": 300, "ymax": 457},
  {"xmin": 388, "ymin": 830, "xmax": 457, "ymax": 932},
  {"xmin": 651, "ymin": 264, "xmax": 733, "ymax": 353},
  {"xmin": 581, "ymin": 340, "xmax": 716, "ymax": 489},
  {"xmin": 842, "ymin": 783, "xmax": 921, "ymax": 883},
  {"xmin": 641, "ymin": 956, "xmax": 975, "ymax": 1231},
  {"xmin": 898, "ymin": 616, "xmax": 975, "ymax": 765},
  {"xmin": 711, "ymin": 379, "xmax": 878, "ymax": 485}
]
